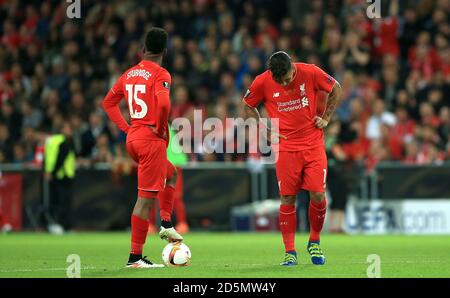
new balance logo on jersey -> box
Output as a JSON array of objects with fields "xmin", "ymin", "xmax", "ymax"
[{"xmin": 273, "ymin": 92, "xmax": 280, "ymax": 98}]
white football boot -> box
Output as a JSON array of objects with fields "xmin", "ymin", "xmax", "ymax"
[
  {"xmin": 159, "ymin": 227, "xmax": 183, "ymax": 242},
  {"xmin": 126, "ymin": 256, "xmax": 164, "ymax": 268}
]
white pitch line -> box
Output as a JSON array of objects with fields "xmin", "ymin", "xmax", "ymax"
[
  {"xmin": 0, "ymin": 266, "xmax": 97, "ymax": 273},
  {"xmin": 0, "ymin": 259, "xmax": 445, "ymax": 273}
]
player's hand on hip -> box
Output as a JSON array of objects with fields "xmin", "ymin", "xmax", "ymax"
[{"xmin": 314, "ymin": 116, "xmax": 329, "ymax": 129}]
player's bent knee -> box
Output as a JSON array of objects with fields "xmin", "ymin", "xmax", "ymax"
[
  {"xmin": 310, "ymin": 191, "xmax": 325, "ymax": 203},
  {"xmin": 281, "ymin": 195, "xmax": 296, "ymax": 205},
  {"xmin": 136, "ymin": 197, "xmax": 156, "ymax": 206},
  {"xmin": 133, "ymin": 197, "xmax": 155, "ymax": 218}
]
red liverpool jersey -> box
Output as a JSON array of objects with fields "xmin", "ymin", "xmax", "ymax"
[
  {"xmin": 104, "ymin": 60, "xmax": 172, "ymax": 142},
  {"xmin": 243, "ymin": 63, "xmax": 336, "ymax": 151}
]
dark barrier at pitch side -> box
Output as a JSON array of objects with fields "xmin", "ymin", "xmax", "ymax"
[
  {"xmin": 0, "ymin": 166, "xmax": 251, "ymax": 231},
  {"xmin": 1, "ymin": 162, "xmax": 449, "ymax": 231}
]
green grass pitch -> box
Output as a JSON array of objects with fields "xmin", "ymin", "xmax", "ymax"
[{"xmin": 1, "ymin": 232, "xmax": 449, "ymax": 278}]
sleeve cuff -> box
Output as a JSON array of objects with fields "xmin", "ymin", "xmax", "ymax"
[{"xmin": 243, "ymin": 98, "xmax": 256, "ymax": 108}]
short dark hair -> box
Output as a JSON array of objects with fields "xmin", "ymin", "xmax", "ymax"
[
  {"xmin": 267, "ymin": 51, "xmax": 292, "ymax": 80},
  {"xmin": 144, "ymin": 27, "xmax": 168, "ymax": 55}
]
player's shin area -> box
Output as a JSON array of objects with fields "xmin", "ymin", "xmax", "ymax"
[{"xmin": 279, "ymin": 191, "xmax": 327, "ymax": 260}]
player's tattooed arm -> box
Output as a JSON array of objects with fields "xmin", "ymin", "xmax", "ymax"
[
  {"xmin": 323, "ymin": 81, "xmax": 342, "ymax": 121},
  {"xmin": 315, "ymin": 81, "xmax": 342, "ymax": 129},
  {"xmin": 242, "ymin": 103, "xmax": 270, "ymax": 135}
]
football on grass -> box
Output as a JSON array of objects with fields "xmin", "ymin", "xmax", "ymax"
[{"xmin": 162, "ymin": 242, "xmax": 191, "ymax": 267}]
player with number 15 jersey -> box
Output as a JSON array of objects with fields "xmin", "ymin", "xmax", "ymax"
[
  {"xmin": 102, "ymin": 28, "xmax": 182, "ymax": 268},
  {"xmin": 104, "ymin": 40, "xmax": 174, "ymax": 196}
]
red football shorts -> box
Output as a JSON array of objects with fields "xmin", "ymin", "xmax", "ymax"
[
  {"xmin": 126, "ymin": 139, "xmax": 176, "ymax": 198},
  {"xmin": 275, "ymin": 148, "xmax": 327, "ymax": 195}
]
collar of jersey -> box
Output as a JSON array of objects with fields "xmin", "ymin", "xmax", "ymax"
[{"xmin": 140, "ymin": 59, "xmax": 159, "ymax": 68}]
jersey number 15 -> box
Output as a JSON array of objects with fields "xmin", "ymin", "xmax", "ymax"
[{"xmin": 125, "ymin": 84, "xmax": 148, "ymax": 119}]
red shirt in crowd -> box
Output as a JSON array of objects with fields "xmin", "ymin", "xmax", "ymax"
[
  {"xmin": 373, "ymin": 17, "xmax": 400, "ymax": 58},
  {"xmin": 342, "ymin": 137, "xmax": 370, "ymax": 161},
  {"xmin": 408, "ymin": 47, "xmax": 441, "ymax": 81}
]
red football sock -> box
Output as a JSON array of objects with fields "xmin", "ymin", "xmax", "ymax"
[
  {"xmin": 309, "ymin": 196, "xmax": 327, "ymax": 242},
  {"xmin": 174, "ymin": 192, "xmax": 187, "ymax": 223},
  {"xmin": 173, "ymin": 169, "xmax": 187, "ymax": 223},
  {"xmin": 130, "ymin": 214, "xmax": 149, "ymax": 255},
  {"xmin": 159, "ymin": 185, "xmax": 175, "ymax": 222},
  {"xmin": 279, "ymin": 204, "xmax": 296, "ymax": 252}
]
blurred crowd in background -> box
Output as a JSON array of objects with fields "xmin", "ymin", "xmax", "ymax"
[{"xmin": 0, "ymin": 0, "xmax": 449, "ymax": 169}]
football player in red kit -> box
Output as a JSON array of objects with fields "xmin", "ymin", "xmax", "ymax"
[
  {"xmin": 103, "ymin": 28, "xmax": 182, "ymax": 268},
  {"xmin": 243, "ymin": 51, "xmax": 342, "ymax": 266}
]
